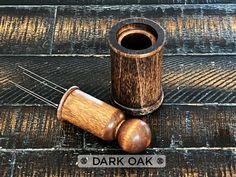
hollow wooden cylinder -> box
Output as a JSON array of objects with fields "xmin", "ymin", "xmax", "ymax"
[
  {"xmin": 57, "ymin": 86, "xmax": 125, "ymax": 141},
  {"xmin": 108, "ymin": 18, "xmax": 165, "ymax": 116}
]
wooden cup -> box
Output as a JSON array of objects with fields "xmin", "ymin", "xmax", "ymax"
[{"xmin": 108, "ymin": 18, "xmax": 165, "ymax": 116}]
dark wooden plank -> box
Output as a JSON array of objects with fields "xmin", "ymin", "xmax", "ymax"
[
  {"xmin": 53, "ymin": 5, "xmax": 236, "ymax": 54},
  {"xmin": 0, "ymin": 0, "xmax": 234, "ymax": 5},
  {"xmin": 0, "ymin": 152, "xmax": 13, "ymax": 177},
  {"xmin": 0, "ymin": 55, "xmax": 236, "ymax": 104},
  {"xmin": 0, "ymin": 149, "xmax": 235, "ymax": 176},
  {"xmin": 85, "ymin": 105, "xmax": 236, "ymax": 149},
  {"xmin": 0, "ymin": 106, "xmax": 83, "ymax": 149},
  {"xmin": 0, "ymin": 7, "xmax": 55, "ymax": 54}
]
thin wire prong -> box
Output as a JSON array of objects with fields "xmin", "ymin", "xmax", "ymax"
[
  {"xmin": 18, "ymin": 65, "xmax": 67, "ymax": 92},
  {"xmin": 23, "ymin": 72, "xmax": 65, "ymax": 94},
  {"xmin": 9, "ymin": 80, "xmax": 58, "ymax": 108}
]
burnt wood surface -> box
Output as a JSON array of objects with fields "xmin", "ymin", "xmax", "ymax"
[
  {"xmin": 0, "ymin": 55, "xmax": 236, "ymax": 176},
  {"xmin": 1, "ymin": 56, "xmax": 236, "ymax": 104},
  {"xmin": 1, "ymin": 105, "xmax": 236, "ymax": 150},
  {"xmin": 0, "ymin": 0, "xmax": 235, "ymax": 5},
  {"xmin": 0, "ymin": 149, "xmax": 235, "ymax": 176},
  {"xmin": 0, "ymin": 7, "xmax": 56, "ymax": 54},
  {"xmin": 53, "ymin": 5, "xmax": 236, "ymax": 54},
  {"xmin": 0, "ymin": 5, "xmax": 236, "ymax": 55},
  {"xmin": 0, "ymin": 3, "xmax": 236, "ymax": 177}
]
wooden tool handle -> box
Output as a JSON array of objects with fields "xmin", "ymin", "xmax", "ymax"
[
  {"xmin": 57, "ymin": 86, "xmax": 125, "ymax": 141},
  {"xmin": 117, "ymin": 119, "xmax": 151, "ymax": 153},
  {"xmin": 57, "ymin": 86, "xmax": 151, "ymax": 153}
]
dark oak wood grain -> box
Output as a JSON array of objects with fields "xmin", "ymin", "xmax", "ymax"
[
  {"xmin": 57, "ymin": 86, "xmax": 125, "ymax": 141},
  {"xmin": 0, "ymin": 0, "xmax": 234, "ymax": 5},
  {"xmin": 1, "ymin": 55, "xmax": 236, "ymax": 105},
  {"xmin": 0, "ymin": 152, "xmax": 13, "ymax": 177},
  {"xmin": 109, "ymin": 18, "xmax": 165, "ymax": 115},
  {"xmin": 57, "ymin": 86, "xmax": 151, "ymax": 153},
  {"xmin": 0, "ymin": 5, "xmax": 235, "ymax": 55},
  {"xmin": 0, "ymin": 3, "xmax": 236, "ymax": 176},
  {"xmin": 85, "ymin": 105, "xmax": 236, "ymax": 150},
  {"xmin": 53, "ymin": 5, "xmax": 236, "ymax": 54},
  {"xmin": 117, "ymin": 119, "xmax": 151, "ymax": 153},
  {"xmin": 0, "ymin": 7, "xmax": 55, "ymax": 54},
  {"xmin": 1, "ymin": 104, "xmax": 235, "ymax": 151},
  {"xmin": 0, "ymin": 106, "xmax": 83, "ymax": 149}
]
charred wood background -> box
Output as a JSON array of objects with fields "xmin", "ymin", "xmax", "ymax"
[{"xmin": 0, "ymin": 1, "xmax": 236, "ymax": 176}]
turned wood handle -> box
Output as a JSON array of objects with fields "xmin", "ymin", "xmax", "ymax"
[
  {"xmin": 57, "ymin": 86, "xmax": 151, "ymax": 153},
  {"xmin": 57, "ymin": 86, "xmax": 125, "ymax": 141}
]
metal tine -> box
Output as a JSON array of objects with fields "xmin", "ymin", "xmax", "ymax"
[
  {"xmin": 23, "ymin": 72, "xmax": 65, "ymax": 94},
  {"xmin": 18, "ymin": 65, "xmax": 67, "ymax": 92},
  {"xmin": 9, "ymin": 80, "xmax": 58, "ymax": 108}
]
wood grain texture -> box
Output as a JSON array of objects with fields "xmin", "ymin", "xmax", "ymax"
[
  {"xmin": 0, "ymin": 149, "xmax": 235, "ymax": 176},
  {"xmin": 1, "ymin": 105, "xmax": 235, "ymax": 150},
  {"xmin": 117, "ymin": 119, "xmax": 151, "ymax": 153},
  {"xmin": 53, "ymin": 5, "xmax": 236, "ymax": 54},
  {"xmin": 0, "ymin": 3, "xmax": 236, "ymax": 176},
  {"xmin": 0, "ymin": 106, "xmax": 83, "ymax": 149},
  {"xmin": 109, "ymin": 18, "xmax": 164, "ymax": 115},
  {"xmin": 0, "ymin": 55, "xmax": 236, "ymax": 105},
  {"xmin": 0, "ymin": 7, "xmax": 55, "ymax": 54},
  {"xmin": 85, "ymin": 105, "xmax": 236, "ymax": 150},
  {"xmin": 58, "ymin": 86, "xmax": 125, "ymax": 141},
  {"xmin": 111, "ymin": 50, "xmax": 163, "ymax": 115},
  {"xmin": 0, "ymin": 5, "xmax": 235, "ymax": 55},
  {"xmin": 0, "ymin": 152, "xmax": 13, "ymax": 177},
  {"xmin": 0, "ymin": 0, "xmax": 234, "ymax": 5}
]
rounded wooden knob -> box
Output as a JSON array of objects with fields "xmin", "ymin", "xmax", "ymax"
[{"xmin": 117, "ymin": 119, "xmax": 151, "ymax": 153}]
